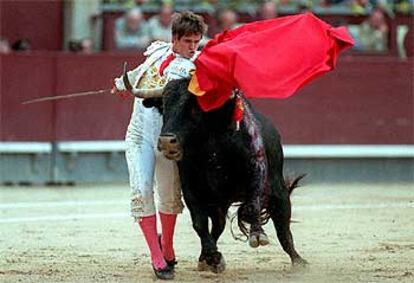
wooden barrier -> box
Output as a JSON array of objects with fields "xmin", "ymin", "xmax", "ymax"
[{"xmin": 0, "ymin": 53, "xmax": 412, "ymax": 144}]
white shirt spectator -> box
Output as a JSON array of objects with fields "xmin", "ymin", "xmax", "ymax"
[{"xmin": 114, "ymin": 8, "xmax": 150, "ymax": 50}]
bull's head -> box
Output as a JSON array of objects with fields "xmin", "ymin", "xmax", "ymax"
[
  {"xmin": 129, "ymin": 73, "xmax": 235, "ymax": 161},
  {"xmin": 157, "ymin": 78, "xmax": 203, "ymax": 161},
  {"xmin": 158, "ymin": 79, "xmax": 236, "ymax": 161},
  {"xmin": 124, "ymin": 67, "xmax": 203, "ymax": 160}
]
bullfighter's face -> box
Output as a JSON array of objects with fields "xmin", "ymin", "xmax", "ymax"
[{"xmin": 172, "ymin": 33, "xmax": 202, "ymax": 59}]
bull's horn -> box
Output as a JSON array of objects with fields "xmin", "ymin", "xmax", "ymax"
[
  {"xmin": 122, "ymin": 62, "xmax": 164, "ymax": 98},
  {"xmin": 122, "ymin": 62, "xmax": 133, "ymax": 92},
  {"xmin": 131, "ymin": 87, "xmax": 164, "ymax": 98}
]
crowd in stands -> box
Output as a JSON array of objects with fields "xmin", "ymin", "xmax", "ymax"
[
  {"xmin": 1, "ymin": 0, "xmax": 412, "ymax": 56},
  {"xmin": 103, "ymin": 0, "xmax": 413, "ymax": 14},
  {"xmin": 114, "ymin": 2, "xmax": 173, "ymax": 50},
  {"xmin": 110, "ymin": 0, "xmax": 411, "ymax": 54},
  {"xmin": 115, "ymin": 7, "xmax": 151, "ymax": 49},
  {"xmin": 0, "ymin": 38, "xmax": 32, "ymax": 54},
  {"xmin": 68, "ymin": 38, "xmax": 95, "ymax": 54},
  {"xmin": 351, "ymin": 7, "xmax": 390, "ymax": 51}
]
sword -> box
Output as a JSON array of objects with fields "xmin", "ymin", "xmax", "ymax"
[
  {"xmin": 22, "ymin": 89, "xmax": 113, "ymax": 104},
  {"xmin": 22, "ymin": 62, "xmax": 132, "ymax": 105}
]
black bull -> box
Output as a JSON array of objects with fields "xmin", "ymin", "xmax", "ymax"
[{"xmin": 153, "ymin": 78, "xmax": 307, "ymax": 272}]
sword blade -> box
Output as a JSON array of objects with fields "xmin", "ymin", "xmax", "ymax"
[{"xmin": 22, "ymin": 89, "xmax": 112, "ymax": 105}]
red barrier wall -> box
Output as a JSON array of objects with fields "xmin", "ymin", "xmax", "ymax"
[
  {"xmin": 0, "ymin": 52, "xmax": 138, "ymax": 141},
  {"xmin": 54, "ymin": 54, "xmax": 138, "ymax": 140},
  {"xmin": 253, "ymin": 57, "xmax": 413, "ymax": 144},
  {"xmin": 1, "ymin": 53, "xmax": 413, "ymax": 144},
  {"xmin": 0, "ymin": 0, "xmax": 63, "ymax": 51},
  {"xmin": 1, "ymin": 54, "xmax": 55, "ymax": 141}
]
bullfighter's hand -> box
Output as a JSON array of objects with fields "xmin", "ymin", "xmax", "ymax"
[{"xmin": 111, "ymin": 79, "xmax": 131, "ymax": 99}]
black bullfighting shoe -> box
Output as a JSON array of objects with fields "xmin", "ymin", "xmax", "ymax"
[
  {"xmin": 152, "ymin": 265, "xmax": 174, "ymax": 280},
  {"xmin": 158, "ymin": 234, "xmax": 177, "ymax": 270},
  {"xmin": 165, "ymin": 258, "xmax": 177, "ymax": 270}
]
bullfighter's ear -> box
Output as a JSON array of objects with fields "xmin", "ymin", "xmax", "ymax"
[{"xmin": 188, "ymin": 72, "xmax": 206, "ymax": 97}]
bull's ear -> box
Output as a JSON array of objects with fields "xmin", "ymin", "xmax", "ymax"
[
  {"xmin": 142, "ymin": 98, "xmax": 162, "ymax": 109},
  {"xmin": 142, "ymin": 98, "xmax": 163, "ymax": 114}
]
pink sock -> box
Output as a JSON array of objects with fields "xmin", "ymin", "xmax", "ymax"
[
  {"xmin": 159, "ymin": 212, "xmax": 177, "ymax": 261},
  {"xmin": 138, "ymin": 215, "xmax": 167, "ymax": 270}
]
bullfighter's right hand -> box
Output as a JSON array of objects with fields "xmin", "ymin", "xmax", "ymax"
[
  {"xmin": 113, "ymin": 77, "xmax": 125, "ymax": 92},
  {"xmin": 111, "ymin": 77, "xmax": 131, "ymax": 98}
]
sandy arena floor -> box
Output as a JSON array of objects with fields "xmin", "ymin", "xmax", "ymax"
[{"xmin": 0, "ymin": 183, "xmax": 413, "ymax": 282}]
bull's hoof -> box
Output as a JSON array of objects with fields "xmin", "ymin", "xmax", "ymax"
[
  {"xmin": 197, "ymin": 253, "xmax": 226, "ymax": 273},
  {"xmin": 249, "ymin": 232, "xmax": 269, "ymax": 248},
  {"xmin": 197, "ymin": 259, "xmax": 209, "ymax": 271},
  {"xmin": 292, "ymin": 257, "xmax": 308, "ymax": 267}
]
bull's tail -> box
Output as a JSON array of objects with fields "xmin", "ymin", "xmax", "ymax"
[{"xmin": 285, "ymin": 173, "xmax": 307, "ymax": 195}]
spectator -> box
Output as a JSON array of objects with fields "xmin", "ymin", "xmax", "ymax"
[
  {"xmin": 394, "ymin": 0, "xmax": 414, "ymax": 13},
  {"xmin": 257, "ymin": 1, "xmax": 278, "ymax": 20},
  {"xmin": 12, "ymin": 39, "xmax": 32, "ymax": 52},
  {"xmin": 114, "ymin": 7, "xmax": 150, "ymax": 50},
  {"xmin": 146, "ymin": 2, "xmax": 174, "ymax": 42},
  {"xmin": 68, "ymin": 38, "xmax": 94, "ymax": 54},
  {"xmin": 69, "ymin": 40, "xmax": 82, "ymax": 52},
  {"xmin": 319, "ymin": 0, "xmax": 349, "ymax": 6},
  {"xmin": 103, "ymin": 0, "xmax": 148, "ymax": 8},
  {"xmin": 350, "ymin": 0, "xmax": 373, "ymax": 14},
  {"xmin": 0, "ymin": 37, "xmax": 11, "ymax": 54},
  {"xmin": 80, "ymin": 38, "xmax": 94, "ymax": 54},
  {"xmin": 279, "ymin": 0, "xmax": 293, "ymax": 4},
  {"xmin": 297, "ymin": 0, "xmax": 314, "ymax": 11},
  {"xmin": 356, "ymin": 8, "xmax": 389, "ymax": 51},
  {"xmin": 209, "ymin": 8, "xmax": 240, "ymax": 37}
]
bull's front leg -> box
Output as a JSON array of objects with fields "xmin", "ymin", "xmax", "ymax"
[
  {"xmin": 210, "ymin": 206, "xmax": 229, "ymax": 244},
  {"xmin": 187, "ymin": 203, "xmax": 226, "ymax": 273}
]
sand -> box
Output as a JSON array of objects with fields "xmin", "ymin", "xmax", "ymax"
[{"xmin": 1, "ymin": 183, "xmax": 413, "ymax": 282}]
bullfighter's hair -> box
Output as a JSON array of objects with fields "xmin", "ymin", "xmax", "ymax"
[{"xmin": 172, "ymin": 11, "xmax": 208, "ymax": 39}]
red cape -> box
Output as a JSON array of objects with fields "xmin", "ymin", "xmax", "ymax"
[{"xmin": 193, "ymin": 13, "xmax": 354, "ymax": 112}]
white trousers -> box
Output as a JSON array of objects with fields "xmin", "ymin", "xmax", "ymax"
[{"xmin": 125, "ymin": 99, "xmax": 183, "ymax": 220}]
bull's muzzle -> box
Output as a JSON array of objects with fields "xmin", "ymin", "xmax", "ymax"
[{"xmin": 158, "ymin": 133, "xmax": 183, "ymax": 161}]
